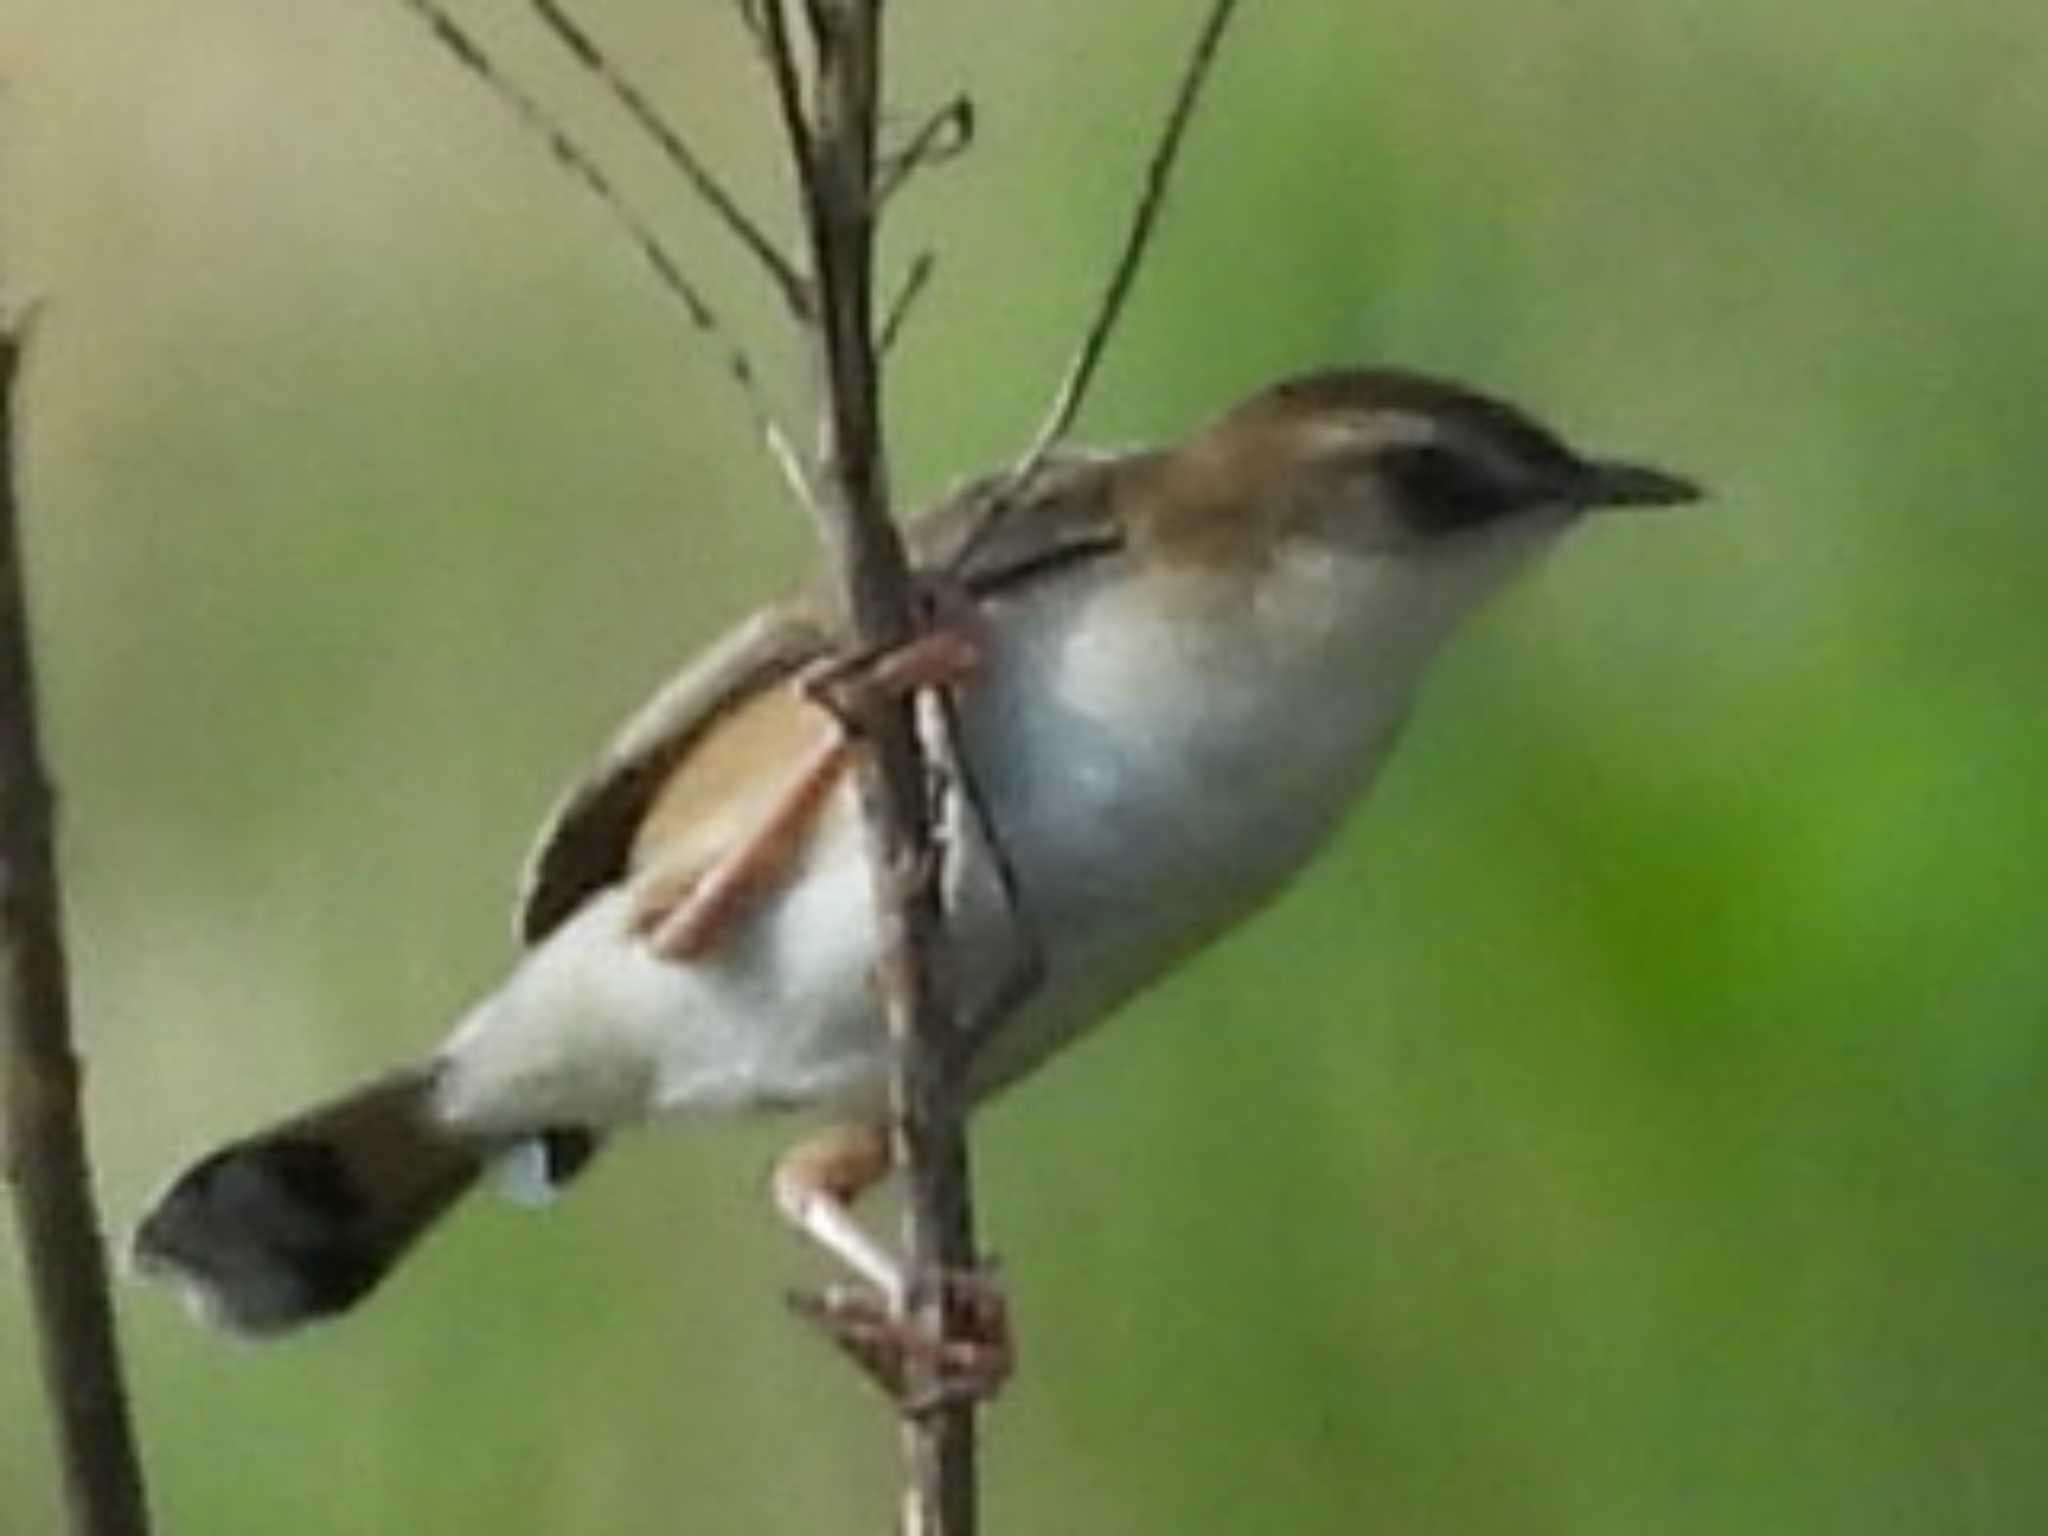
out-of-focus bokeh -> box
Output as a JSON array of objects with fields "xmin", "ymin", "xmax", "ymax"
[{"xmin": 6, "ymin": 1, "xmax": 2046, "ymax": 1530}]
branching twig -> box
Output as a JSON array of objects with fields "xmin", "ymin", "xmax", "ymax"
[
  {"xmin": 751, "ymin": 2, "xmax": 820, "ymax": 229},
  {"xmin": 754, "ymin": 4, "xmax": 981, "ymax": 1532},
  {"xmin": 950, "ymin": 0, "xmax": 1241, "ymax": 578},
  {"xmin": 393, "ymin": 0, "xmax": 814, "ymax": 507},
  {"xmin": 2, "ymin": 319, "xmax": 154, "ymax": 1536},
  {"xmin": 1022, "ymin": 0, "xmax": 1240, "ymax": 463},
  {"xmin": 526, "ymin": 0, "xmax": 813, "ymax": 319},
  {"xmin": 879, "ymin": 249, "xmax": 937, "ymax": 358},
  {"xmin": 876, "ymin": 94, "xmax": 975, "ymax": 208},
  {"xmin": 387, "ymin": 7, "xmax": 1246, "ymax": 1532}
]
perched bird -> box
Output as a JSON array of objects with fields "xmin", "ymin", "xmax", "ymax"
[{"xmin": 131, "ymin": 367, "xmax": 1697, "ymax": 1357}]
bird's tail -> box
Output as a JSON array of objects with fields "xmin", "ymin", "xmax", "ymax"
[{"xmin": 131, "ymin": 1067, "xmax": 596, "ymax": 1337}]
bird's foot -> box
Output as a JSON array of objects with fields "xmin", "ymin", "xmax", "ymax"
[
  {"xmin": 797, "ymin": 595, "xmax": 987, "ymax": 728},
  {"xmin": 787, "ymin": 1264, "xmax": 1013, "ymax": 1416}
]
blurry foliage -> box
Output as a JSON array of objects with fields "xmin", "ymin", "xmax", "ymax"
[{"xmin": 5, "ymin": 0, "xmax": 2047, "ymax": 1531}]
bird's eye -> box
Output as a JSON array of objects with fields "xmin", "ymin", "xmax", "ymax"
[{"xmin": 1374, "ymin": 443, "xmax": 1527, "ymax": 536}]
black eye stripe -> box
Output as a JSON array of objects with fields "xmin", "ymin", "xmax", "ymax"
[{"xmin": 1375, "ymin": 443, "xmax": 1531, "ymax": 535}]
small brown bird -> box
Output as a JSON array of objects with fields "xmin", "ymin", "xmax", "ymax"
[{"xmin": 131, "ymin": 367, "xmax": 1697, "ymax": 1353}]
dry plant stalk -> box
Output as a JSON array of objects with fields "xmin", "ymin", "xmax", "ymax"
[
  {"xmin": 750, "ymin": 7, "xmax": 982, "ymax": 1529},
  {"xmin": 749, "ymin": 7, "xmax": 1239, "ymax": 1530},
  {"xmin": 2, "ymin": 319, "xmax": 154, "ymax": 1536},
  {"xmin": 385, "ymin": 1, "xmax": 1241, "ymax": 1530}
]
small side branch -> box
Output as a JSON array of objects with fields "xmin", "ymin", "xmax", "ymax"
[
  {"xmin": 1022, "ymin": 0, "xmax": 1241, "ymax": 465},
  {"xmin": 948, "ymin": 0, "xmax": 1241, "ymax": 580},
  {"xmin": 2, "ymin": 320, "xmax": 154, "ymax": 1536},
  {"xmin": 394, "ymin": 0, "xmax": 814, "ymax": 507},
  {"xmin": 526, "ymin": 0, "xmax": 814, "ymax": 319},
  {"xmin": 876, "ymin": 94, "xmax": 975, "ymax": 209},
  {"xmin": 879, "ymin": 249, "xmax": 937, "ymax": 358}
]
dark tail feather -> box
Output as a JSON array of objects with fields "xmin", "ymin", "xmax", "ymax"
[{"xmin": 131, "ymin": 1068, "xmax": 485, "ymax": 1337}]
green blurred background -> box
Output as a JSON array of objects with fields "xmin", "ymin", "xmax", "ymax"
[{"xmin": 6, "ymin": 0, "xmax": 2047, "ymax": 1530}]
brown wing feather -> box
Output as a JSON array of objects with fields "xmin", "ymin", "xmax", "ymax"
[
  {"xmin": 516, "ymin": 605, "xmax": 832, "ymax": 944},
  {"xmin": 515, "ymin": 449, "xmax": 1137, "ymax": 946},
  {"xmin": 915, "ymin": 448, "xmax": 1138, "ymax": 598}
]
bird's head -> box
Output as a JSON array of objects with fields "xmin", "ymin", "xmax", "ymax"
[{"xmin": 1144, "ymin": 368, "xmax": 1700, "ymax": 580}]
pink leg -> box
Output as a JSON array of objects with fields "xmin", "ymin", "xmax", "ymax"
[
  {"xmin": 773, "ymin": 1124, "xmax": 1013, "ymax": 1412},
  {"xmin": 638, "ymin": 728, "xmax": 851, "ymax": 960},
  {"xmin": 637, "ymin": 612, "xmax": 987, "ymax": 963}
]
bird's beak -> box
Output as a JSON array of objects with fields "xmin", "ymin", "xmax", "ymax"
[{"xmin": 1576, "ymin": 459, "xmax": 1703, "ymax": 511}]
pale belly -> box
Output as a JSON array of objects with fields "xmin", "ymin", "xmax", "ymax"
[
  {"xmin": 434, "ymin": 556, "xmax": 1429, "ymax": 1135},
  {"xmin": 950, "ymin": 576, "xmax": 1416, "ymax": 1093}
]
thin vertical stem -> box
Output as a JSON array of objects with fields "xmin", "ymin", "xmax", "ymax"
[
  {"xmin": 950, "ymin": 0, "xmax": 1241, "ymax": 581},
  {"xmin": 755, "ymin": 5, "xmax": 979, "ymax": 1529},
  {"xmin": 1, "ymin": 322, "xmax": 154, "ymax": 1536}
]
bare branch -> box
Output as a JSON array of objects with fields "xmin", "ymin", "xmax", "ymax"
[
  {"xmin": 393, "ymin": 0, "xmax": 813, "ymax": 506},
  {"xmin": 1023, "ymin": 0, "xmax": 1240, "ymax": 465},
  {"xmin": 946, "ymin": 0, "xmax": 1241, "ymax": 581},
  {"xmin": 759, "ymin": 2, "xmax": 983, "ymax": 1530},
  {"xmin": 3, "ymin": 316, "xmax": 154, "ymax": 1536},
  {"xmin": 879, "ymin": 249, "xmax": 937, "ymax": 358},
  {"xmin": 526, "ymin": 0, "xmax": 814, "ymax": 319},
  {"xmin": 876, "ymin": 94, "xmax": 975, "ymax": 209},
  {"xmin": 751, "ymin": 1, "xmax": 820, "ymax": 217}
]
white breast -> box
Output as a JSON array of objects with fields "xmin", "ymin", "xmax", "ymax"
[
  {"xmin": 433, "ymin": 534, "xmax": 1536, "ymax": 1134},
  {"xmin": 951, "ymin": 545, "xmax": 1433, "ymax": 1089}
]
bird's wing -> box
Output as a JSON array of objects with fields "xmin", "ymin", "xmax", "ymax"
[
  {"xmin": 516, "ymin": 603, "xmax": 833, "ymax": 945},
  {"xmin": 515, "ymin": 448, "xmax": 1139, "ymax": 946},
  {"xmin": 913, "ymin": 447, "xmax": 1137, "ymax": 600}
]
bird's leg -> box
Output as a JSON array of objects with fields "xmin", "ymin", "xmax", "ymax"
[
  {"xmin": 773, "ymin": 1122, "xmax": 904, "ymax": 1297},
  {"xmin": 637, "ymin": 600, "xmax": 986, "ymax": 963},
  {"xmin": 775, "ymin": 1122, "xmax": 1014, "ymax": 1412},
  {"xmin": 637, "ymin": 726, "xmax": 850, "ymax": 960}
]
